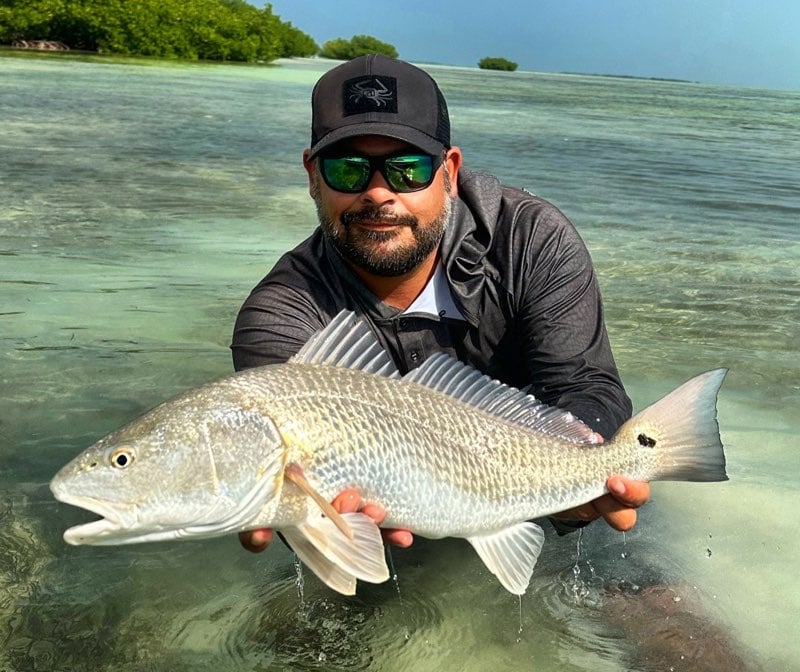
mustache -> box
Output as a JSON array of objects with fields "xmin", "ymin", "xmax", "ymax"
[{"xmin": 341, "ymin": 207, "xmax": 417, "ymax": 228}]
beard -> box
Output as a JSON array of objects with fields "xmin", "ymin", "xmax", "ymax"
[{"xmin": 312, "ymin": 173, "xmax": 453, "ymax": 277}]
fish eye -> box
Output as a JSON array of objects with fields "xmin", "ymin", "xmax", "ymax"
[{"xmin": 110, "ymin": 447, "xmax": 135, "ymax": 469}]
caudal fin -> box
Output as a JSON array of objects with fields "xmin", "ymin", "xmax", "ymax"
[{"xmin": 622, "ymin": 369, "xmax": 728, "ymax": 482}]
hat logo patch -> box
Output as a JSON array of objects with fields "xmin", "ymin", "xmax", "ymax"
[{"xmin": 343, "ymin": 75, "xmax": 398, "ymax": 115}]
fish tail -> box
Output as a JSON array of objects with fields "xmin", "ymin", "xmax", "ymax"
[{"xmin": 617, "ymin": 368, "xmax": 729, "ymax": 482}]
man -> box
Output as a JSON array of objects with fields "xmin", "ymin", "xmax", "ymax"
[{"xmin": 232, "ymin": 54, "xmax": 649, "ymax": 553}]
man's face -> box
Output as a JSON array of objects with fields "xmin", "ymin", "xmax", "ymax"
[{"xmin": 304, "ymin": 136, "xmax": 461, "ymax": 277}]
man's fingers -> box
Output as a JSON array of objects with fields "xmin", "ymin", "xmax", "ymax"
[
  {"xmin": 331, "ymin": 488, "xmax": 362, "ymax": 514},
  {"xmin": 332, "ymin": 492, "xmax": 412, "ymax": 547},
  {"xmin": 331, "ymin": 490, "xmax": 391, "ymax": 528},
  {"xmin": 607, "ymin": 476, "xmax": 651, "ymax": 508},
  {"xmin": 382, "ymin": 528, "xmax": 414, "ymax": 548},
  {"xmin": 592, "ymin": 476, "xmax": 651, "ymax": 532},
  {"xmin": 242, "ymin": 489, "xmax": 413, "ymax": 550},
  {"xmin": 593, "ymin": 493, "xmax": 638, "ymax": 531},
  {"xmin": 360, "ymin": 502, "xmax": 387, "ymax": 525},
  {"xmin": 239, "ymin": 528, "xmax": 273, "ymax": 553}
]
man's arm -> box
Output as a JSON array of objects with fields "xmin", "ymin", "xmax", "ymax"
[
  {"xmin": 231, "ymin": 284, "xmax": 324, "ymax": 370},
  {"xmin": 513, "ymin": 201, "xmax": 631, "ymax": 440},
  {"xmin": 509, "ymin": 201, "xmax": 649, "ymax": 530}
]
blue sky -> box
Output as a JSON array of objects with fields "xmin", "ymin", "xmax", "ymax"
[{"xmin": 266, "ymin": 0, "xmax": 800, "ymax": 91}]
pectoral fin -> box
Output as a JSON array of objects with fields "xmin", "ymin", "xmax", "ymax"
[
  {"xmin": 466, "ymin": 522, "xmax": 546, "ymax": 595},
  {"xmin": 284, "ymin": 462, "xmax": 353, "ymax": 540},
  {"xmin": 282, "ymin": 512, "xmax": 389, "ymax": 595}
]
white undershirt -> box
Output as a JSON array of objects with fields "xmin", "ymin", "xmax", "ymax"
[{"xmin": 402, "ymin": 262, "xmax": 466, "ymax": 320}]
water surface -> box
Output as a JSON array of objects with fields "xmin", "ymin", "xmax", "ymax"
[{"xmin": 1, "ymin": 55, "xmax": 798, "ymax": 671}]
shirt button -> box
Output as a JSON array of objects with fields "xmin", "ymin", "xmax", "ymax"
[{"xmin": 410, "ymin": 350, "xmax": 420, "ymax": 362}]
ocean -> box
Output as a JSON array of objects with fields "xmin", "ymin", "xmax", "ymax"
[{"xmin": 1, "ymin": 54, "xmax": 798, "ymax": 671}]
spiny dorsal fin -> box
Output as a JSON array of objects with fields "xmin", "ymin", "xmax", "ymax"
[
  {"xmin": 290, "ymin": 310, "xmax": 400, "ymax": 379},
  {"xmin": 293, "ymin": 312, "xmax": 597, "ymax": 444},
  {"xmin": 404, "ymin": 353, "xmax": 599, "ymax": 444}
]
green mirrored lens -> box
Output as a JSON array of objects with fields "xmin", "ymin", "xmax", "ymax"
[
  {"xmin": 384, "ymin": 155, "xmax": 434, "ymax": 191},
  {"xmin": 322, "ymin": 157, "xmax": 370, "ymax": 192}
]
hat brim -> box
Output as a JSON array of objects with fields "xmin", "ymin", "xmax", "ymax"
[{"xmin": 309, "ymin": 122, "xmax": 446, "ymax": 158}]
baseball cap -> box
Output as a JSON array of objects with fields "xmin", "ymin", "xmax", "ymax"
[{"xmin": 309, "ymin": 54, "xmax": 451, "ymax": 158}]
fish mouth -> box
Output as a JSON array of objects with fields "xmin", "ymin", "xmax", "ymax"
[
  {"xmin": 64, "ymin": 517, "xmax": 123, "ymax": 545},
  {"xmin": 51, "ymin": 489, "xmax": 128, "ymax": 545}
]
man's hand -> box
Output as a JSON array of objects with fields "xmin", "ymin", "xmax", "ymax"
[
  {"xmin": 238, "ymin": 527, "xmax": 274, "ymax": 553},
  {"xmin": 552, "ymin": 475, "xmax": 651, "ymax": 531},
  {"xmin": 238, "ymin": 488, "xmax": 414, "ymax": 553}
]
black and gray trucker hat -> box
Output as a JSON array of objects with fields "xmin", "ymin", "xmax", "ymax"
[{"xmin": 309, "ymin": 54, "xmax": 451, "ymax": 158}]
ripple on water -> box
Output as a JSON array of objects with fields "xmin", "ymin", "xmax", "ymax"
[{"xmin": 242, "ymin": 565, "xmax": 444, "ymax": 671}]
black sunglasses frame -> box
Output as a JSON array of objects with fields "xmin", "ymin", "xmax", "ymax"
[{"xmin": 318, "ymin": 152, "xmax": 444, "ymax": 194}]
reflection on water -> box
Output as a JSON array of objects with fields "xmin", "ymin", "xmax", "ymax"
[{"xmin": 1, "ymin": 55, "xmax": 798, "ymax": 670}]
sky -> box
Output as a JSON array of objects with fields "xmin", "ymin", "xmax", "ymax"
[{"xmin": 265, "ymin": 0, "xmax": 800, "ymax": 92}]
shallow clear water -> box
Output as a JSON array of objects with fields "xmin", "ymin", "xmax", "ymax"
[{"xmin": 1, "ymin": 54, "xmax": 798, "ymax": 671}]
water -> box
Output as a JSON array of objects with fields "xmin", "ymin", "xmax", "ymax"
[{"xmin": 1, "ymin": 54, "xmax": 798, "ymax": 671}]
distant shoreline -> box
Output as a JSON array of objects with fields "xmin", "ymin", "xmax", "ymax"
[
  {"xmin": 2, "ymin": 48, "xmax": 792, "ymax": 92},
  {"xmin": 563, "ymin": 71, "xmax": 699, "ymax": 85},
  {"xmin": 0, "ymin": 46, "xmax": 281, "ymax": 68}
]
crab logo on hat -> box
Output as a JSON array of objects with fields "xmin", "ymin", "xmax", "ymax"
[{"xmin": 343, "ymin": 75, "xmax": 398, "ymax": 115}]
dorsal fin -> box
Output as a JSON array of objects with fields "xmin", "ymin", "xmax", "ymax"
[
  {"xmin": 290, "ymin": 310, "xmax": 400, "ymax": 379},
  {"xmin": 404, "ymin": 353, "xmax": 599, "ymax": 444},
  {"xmin": 292, "ymin": 312, "xmax": 598, "ymax": 444}
]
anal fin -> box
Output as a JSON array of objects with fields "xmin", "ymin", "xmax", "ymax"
[
  {"xmin": 281, "ymin": 526, "xmax": 358, "ymax": 595},
  {"xmin": 466, "ymin": 522, "xmax": 546, "ymax": 595}
]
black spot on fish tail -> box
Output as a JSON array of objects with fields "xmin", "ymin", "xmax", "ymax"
[{"xmin": 637, "ymin": 434, "xmax": 657, "ymax": 448}]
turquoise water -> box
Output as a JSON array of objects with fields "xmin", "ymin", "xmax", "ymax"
[{"xmin": 1, "ymin": 55, "xmax": 798, "ymax": 670}]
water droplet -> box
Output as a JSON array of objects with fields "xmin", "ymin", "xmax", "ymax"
[
  {"xmin": 387, "ymin": 547, "xmax": 411, "ymax": 642},
  {"xmin": 294, "ymin": 555, "xmax": 307, "ymax": 620}
]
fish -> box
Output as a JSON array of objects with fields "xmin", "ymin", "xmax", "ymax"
[{"xmin": 50, "ymin": 310, "xmax": 728, "ymax": 596}]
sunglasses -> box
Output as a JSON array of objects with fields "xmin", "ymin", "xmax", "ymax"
[{"xmin": 319, "ymin": 152, "xmax": 443, "ymax": 194}]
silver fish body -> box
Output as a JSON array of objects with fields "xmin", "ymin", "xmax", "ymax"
[{"xmin": 51, "ymin": 311, "xmax": 728, "ymax": 595}]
